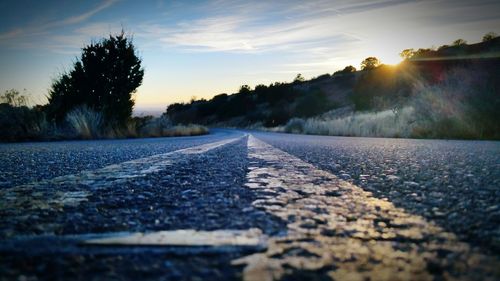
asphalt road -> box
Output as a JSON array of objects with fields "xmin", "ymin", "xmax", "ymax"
[{"xmin": 0, "ymin": 129, "xmax": 499, "ymax": 280}]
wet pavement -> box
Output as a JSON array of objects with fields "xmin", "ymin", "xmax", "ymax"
[{"xmin": 0, "ymin": 130, "xmax": 499, "ymax": 280}]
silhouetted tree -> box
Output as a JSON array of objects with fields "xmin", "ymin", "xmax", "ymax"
[
  {"xmin": 293, "ymin": 73, "xmax": 305, "ymax": 83},
  {"xmin": 360, "ymin": 57, "xmax": 380, "ymax": 70},
  {"xmin": 0, "ymin": 89, "xmax": 27, "ymax": 107},
  {"xmin": 238, "ymin": 85, "xmax": 252, "ymax": 95},
  {"xmin": 482, "ymin": 32, "xmax": 497, "ymax": 42},
  {"xmin": 47, "ymin": 32, "xmax": 144, "ymax": 126},
  {"xmin": 399, "ymin": 49, "xmax": 416, "ymax": 60},
  {"xmin": 0, "ymin": 89, "xmax": 47, "ymax": 141},
  {"xmin": 334, "ymin": 65, "xmax": 356, "ymax": 75},
  {"xmin": 412, "ymin": 48, "xmax": 434, "ymax": 58},
  {"xmin": 437, "ymin": 45, "xmax": 450, "ymax": 51},
  {"xmin": 452, "ymin": 39, "xmax": 467, "ymax": 46},
  {"xmin": 342, "ymin": 65, "xmax": 357, "ymax": 73}
]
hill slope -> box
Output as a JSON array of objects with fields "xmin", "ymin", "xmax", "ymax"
[{"xmin": 165, "ymin": 37, "xmax": 500, "ymax": 139}]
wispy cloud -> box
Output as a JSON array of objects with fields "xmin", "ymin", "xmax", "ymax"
[
  {"xmin": 62, "ymin": 0, "xmax": 117, "ymax": 25},
  {"xmin": 40, "ymin": 22, "xmax": 125, "ymax": 54},
  {"xmin": 0, "ymin": 0, "xmax": 118, "ymax": 46},
  {"xmin": 141, "ymin": 0, "xmax": 414, "ymax": 53},
  {"xmin": 0, "ymin": 29, "xmax": 23, "ymax": 41}
]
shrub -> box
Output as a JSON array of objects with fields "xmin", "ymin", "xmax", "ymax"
[
  {"xmin": 139, "ymin": 115, "xmax": 173, "ymax": 137},
  {"xmin": 300, "ymin": 107, "xmax": 416, "ymax": 138},
  {"xmin": 162, "ymin": 124, "xmax": 209, "ymax": 137},
  {"xmin": 0, "ymin": 90, "xmax": 54, "ymax": 141},
  {"xmin": 284, "ymin": 118, "xmax": 305, "ymax": 134},
  {"xmin": 409, "ymin": 67, "xmax": 498, "ymax": 139},
  {"xmin": 65, "ymin": 106, "xmax": 103, "ymax": 139},
  {"xmin": 294, "ymin": 90, "xmax": 330, "ymax": 117}
]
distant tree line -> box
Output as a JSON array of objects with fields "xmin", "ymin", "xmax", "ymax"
[{"xmin": 165, "ymin": 77, "xmax": 339, "ymax": 127}]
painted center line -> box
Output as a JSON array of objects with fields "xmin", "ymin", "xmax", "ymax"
[
  {"xmin": 0, "ymin": 136, "xmax": 243, "ymax": 225},
  {"xmin": 84, "ymin": 228, "xmax": 266, "ymax": 247},
  {"xmin": 232, "ymin": 135, "xmax": 499, "ymax": 281}
]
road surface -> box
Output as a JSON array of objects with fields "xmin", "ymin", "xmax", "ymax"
[{"xmin": 0, "ymin": 129, "xmax": 499, "ymax": 280}]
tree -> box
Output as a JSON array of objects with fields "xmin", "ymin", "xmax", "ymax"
[
  {"xmin": 293, "ymin": 73, "xmax": 305, "ymax": 83},
  {"xmin": 0, "ymin": 89, "xmax": 47, "ymax": 141},
  {"xmin": 399, "ymin": 49, "xmax": 416, "ymax": 60},
  {"xmin": 360, "ymin": 57, "xmax": 380, "ymax": 70},
  {"xmin": 482, "ymin": 32, "xmax": 497, "ymax": 42},
  {"xmin": 342, "ymin": 65, "xmax": 357, "ymax": 73},
  {"xmin": 238, "ymin": 85, "xmax": 252, "ymax": 95},
  {"xmin": 48, "ymin": 32, "xmax": 144, "ymax": 126},
  {"xmin": 0, "ymin": 89, "xmax": 27, "ymax": 107},
  {"xmin": 334, "ymin": 65, "xmax": 356, "ymax": 75},
  {"xmin": 452, "ymin": 39, "xmax": 467, "ymax": 46}
]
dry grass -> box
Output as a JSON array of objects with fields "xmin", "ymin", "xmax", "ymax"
[
  {"xmin": 65, "ymin": 106, "xmax": 103, "ymax": 139},
  {"xmin": 281, "ymin": 107, "xmax": 417, "ymax": 138},
  {"xmin": 64, "ymin": 107, "xmax": 208, "ymax": 140},
  {"xmin": 160, "ymin": 124, "xmax": 209, "ymax": 137}
]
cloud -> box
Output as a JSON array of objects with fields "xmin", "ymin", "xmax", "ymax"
[
  {"xmin": 0, "ymin": 28, "xmax": 23, "ymax": 41},
  {"xmin": 39, "ymin": 22, "xmax": 125, "ymax": 54},
  {"xmin": 61, "ymin": 0, "xmax": 118, "ymax": 25},
  {"xmin": 148, "ymin": 12, "xmax": 339, "ymax": 52},
  {"xmin": 336, "ymin": 0, "xmax": 416, "ymax": 14},
  {"xmin": 141, "ymin": 0, "xmax": 418, "ymax": 53},
  {"xmin": 0, "ymin": 0, "xmax": 118, "ymax": 47}
]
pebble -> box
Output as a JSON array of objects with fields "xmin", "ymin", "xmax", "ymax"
[
  {"xmin": 386, "ymin": 175, "xmax": 400, "ymax": 181},
  {"xmin": 339, "ymin": 173, "xmax": 351, "ymax": 180},
  {"xmin": 404, "ymin": 181, "xmax": 419, "ymax": 187}
]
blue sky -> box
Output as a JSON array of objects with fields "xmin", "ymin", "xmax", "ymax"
[{"xmin": 0, "ymin": 0, "xmax": 499, "ymax": 112}]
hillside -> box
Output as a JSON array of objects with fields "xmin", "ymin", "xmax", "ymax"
[{"xmin": 165, "ymin": 37, "xmax": 500, "ymax": 139}]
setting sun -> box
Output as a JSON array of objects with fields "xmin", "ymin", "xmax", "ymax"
[{"xmin": 379, "ymin": 52, "xmax": 404, "ymax": 65}]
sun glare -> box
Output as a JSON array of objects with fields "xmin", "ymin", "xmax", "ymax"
[{"xmin": 380, "ymin": 53, "xmax": 403, "ymax": 65}]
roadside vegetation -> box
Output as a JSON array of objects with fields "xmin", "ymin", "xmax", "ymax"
[
  {"xmin": 165, "ymin": 33, "xmax": 500, "ymax": 140},
  {"xmin": 0, "ymin": 32, "xmax": 207, "ymax": 142}
]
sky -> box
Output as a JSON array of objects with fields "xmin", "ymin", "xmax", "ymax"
[{"xmin": 0, "ymin": 0, "xmax": 499, "ymax": 113}]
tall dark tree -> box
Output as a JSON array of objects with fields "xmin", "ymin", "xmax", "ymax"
[
  {"xmin": 452, "ymin": 38, "xmax": 467, "ymax": 46},
  {"xmin": 48, "ymin": 32, "xmax": 144, "ymax": 126}
]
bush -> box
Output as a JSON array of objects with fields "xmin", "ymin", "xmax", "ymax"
[
  {"xmin": 65, "ymin": 106, "xmax": 103, "ymax": 139},
  {"xmin": 299, "ymin": 107, "xmax": 416, "ymax": 138},
  {"xmin": 162, "ymin": 124, "xmax": 209, "ymax": 137},
  {"xmin": 352, "ymin": 64, "xmax": 417, "ymax": 111},
  {"xmin": 0, "ymin": 90, "xmax": 55, "ymax": 141},
  {"xmin": 139, "ymin": 115, "xmax": 173, "ymax": 137},
  {"xmin": 409, "ymin": 67, "xmax": 499, "ymax": 139},
  {"xmin": 284, "ymin": 118, "xmax": 305, "ymax": 134},
  {"xmin": 294, "ymin": 90, "xmax": 330, "ymax": 117}
]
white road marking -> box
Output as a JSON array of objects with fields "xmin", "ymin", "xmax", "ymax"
[
  {"xmin": 0, "ymin": 136, "xmax": 243, "ymax": 211},
  {"xmin": 84, "ymin": 228, "xmax": 266, "ymax": 247},
  {"xmin": 232, "ymin": 135, "xmax": 499, "ymax": 281}
]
